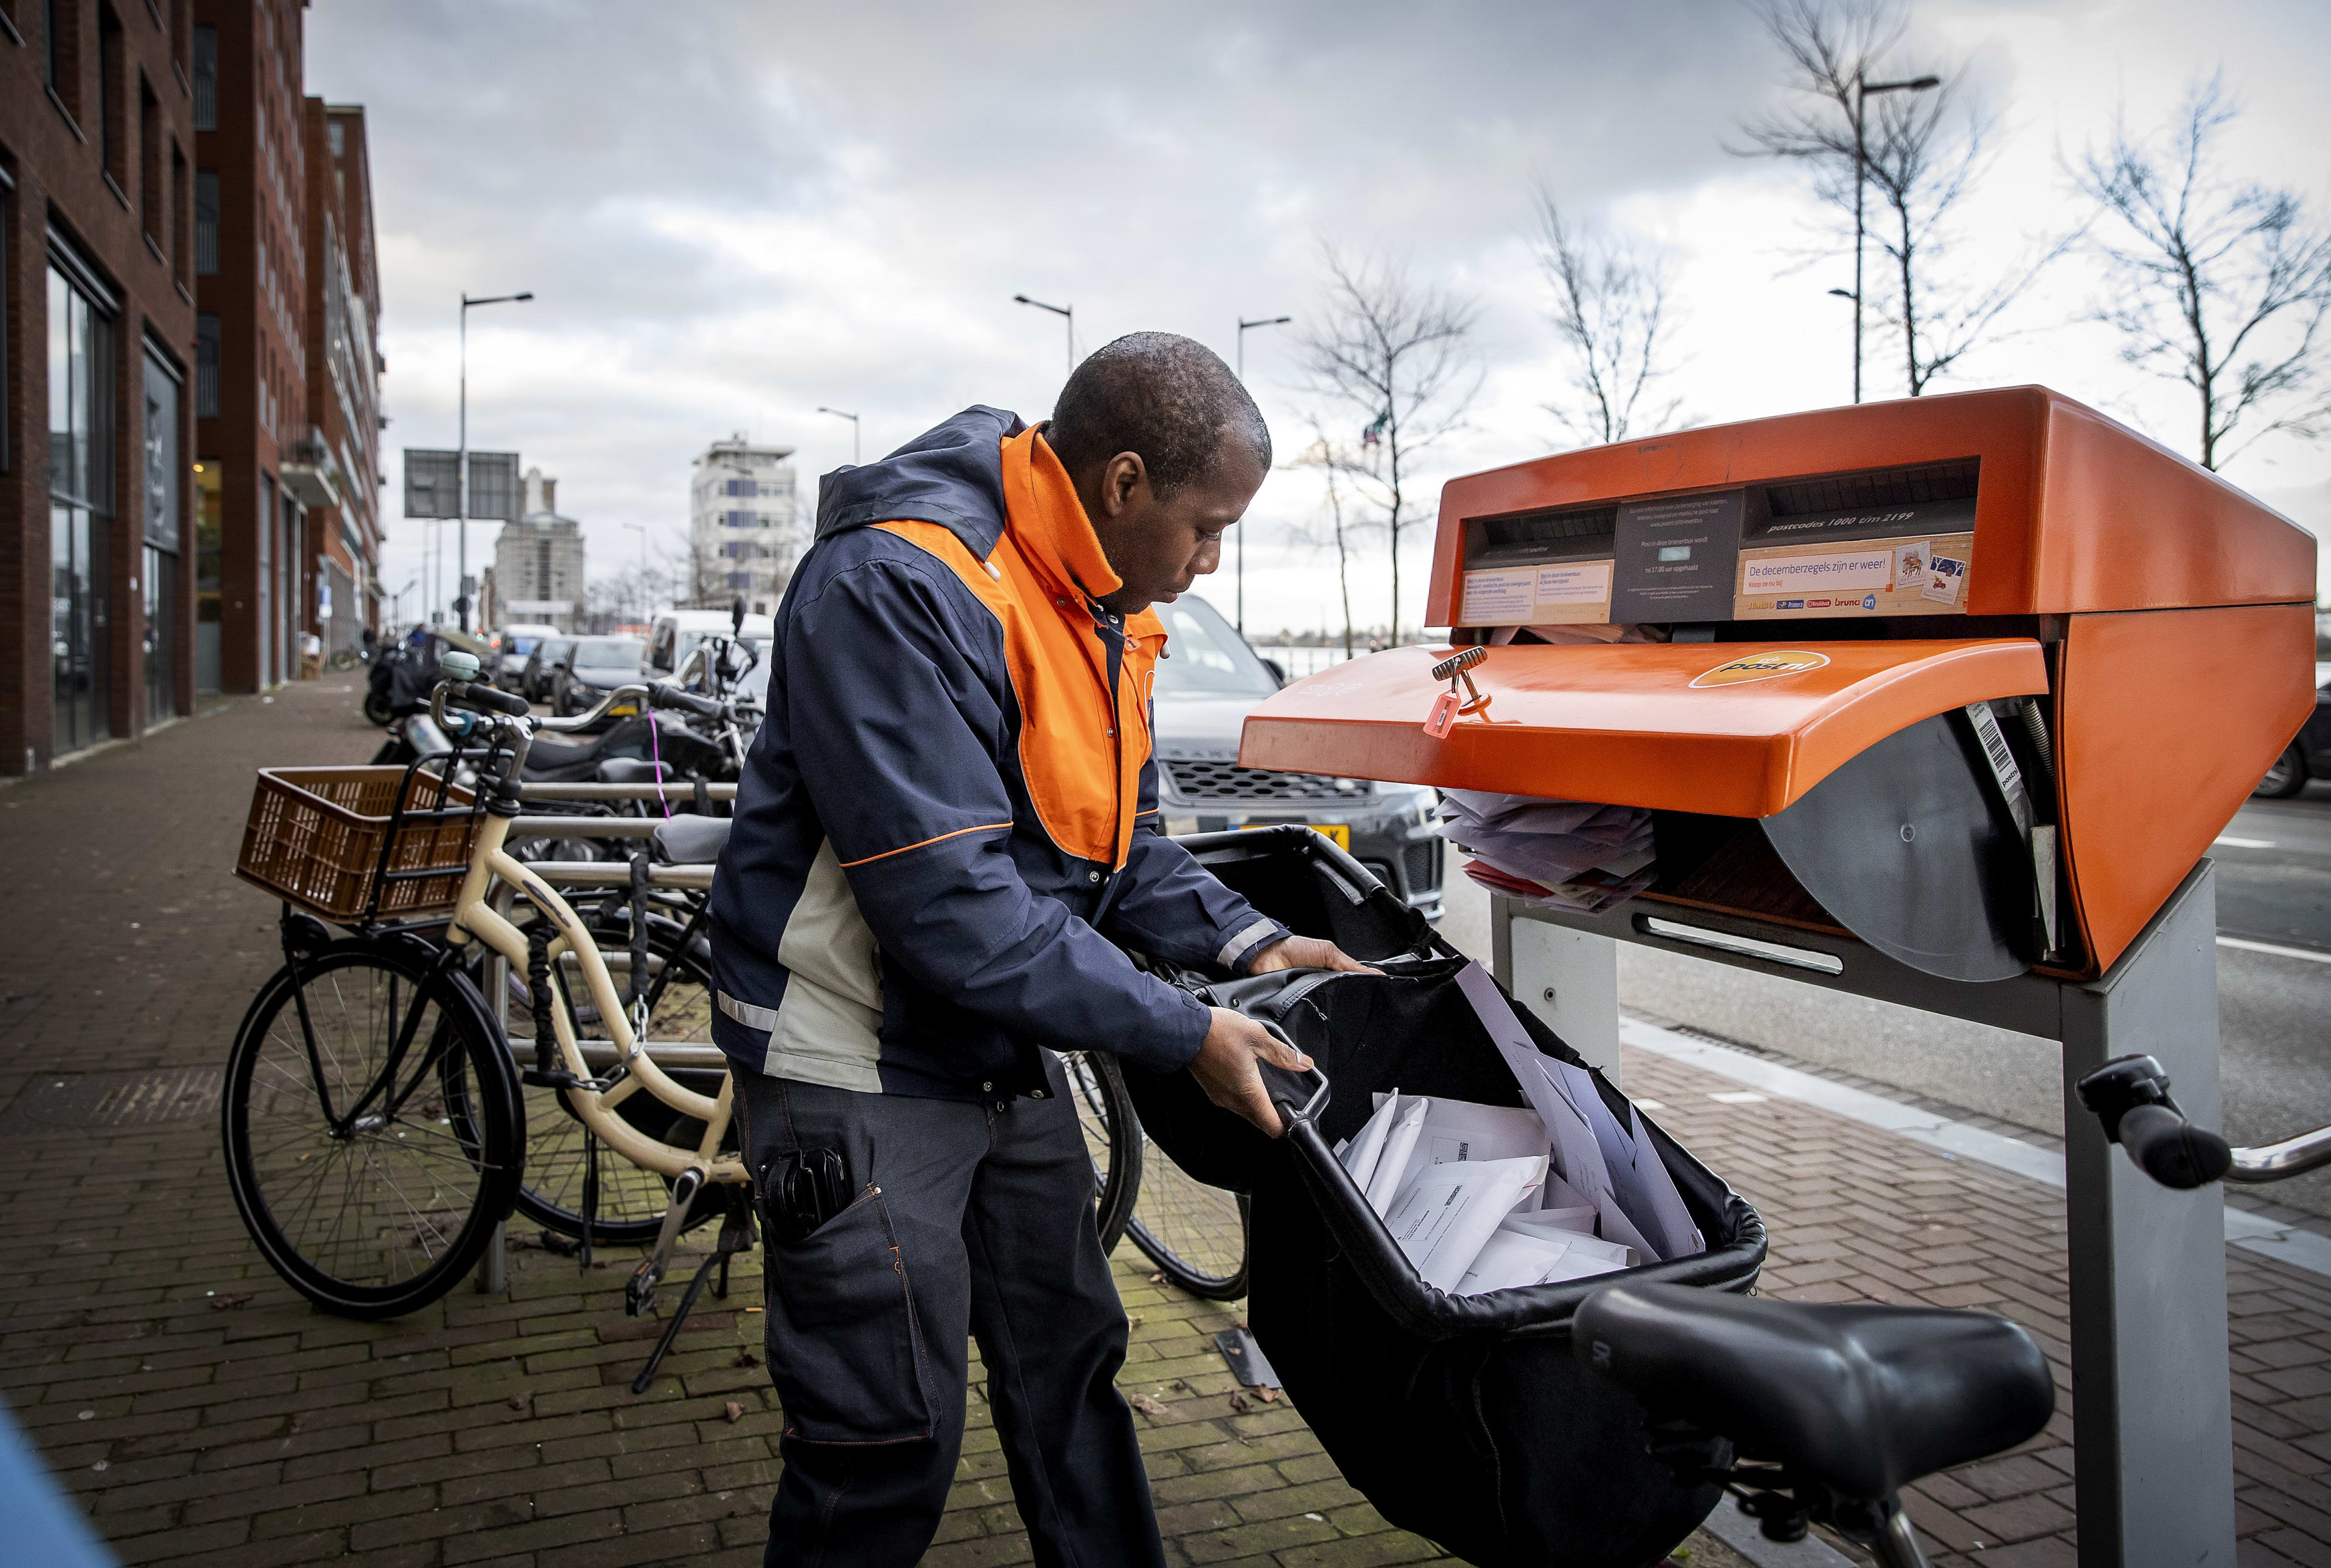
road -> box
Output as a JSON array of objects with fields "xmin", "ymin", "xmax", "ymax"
[{"xmin": 1434, "ymin": 786, "xmax": 2331, "ymax": 1218}]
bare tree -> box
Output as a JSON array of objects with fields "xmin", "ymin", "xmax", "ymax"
[
  {"xmin": 1294, "ymin": 245, "xmax": 1481, "ymax": 641},
  {"xmin": 1534, "ymin": 193, "xmax": 1685, "ymax": 444},
  {"xmin": 2071, "ymin": 76, "xmax": 2331, "ymax": 470},
  {"xmin": 1286, "ymin": 423, "xmax": 1372, "ymax": 657},
  {"xmin": 1736, "ymin": 0, "xmax": 2065, "ymax": 396}
]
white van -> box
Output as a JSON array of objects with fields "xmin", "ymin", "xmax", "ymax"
[
  {"xmin": 492, "ymin": 623, "xmax": 564, "ymax": 690},
  {"xmin": 645, "ymin": 609, "xmax": 776, "ymax": 680}
]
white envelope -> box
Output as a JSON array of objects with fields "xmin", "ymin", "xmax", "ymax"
[
  {"xmin": 1382, "ymin": 1154, "xmax": 1547, "ymax": 1291},
  {"xmin": 1367, "ymin": 1096, "xmax": 1431, "ymax": 1216},
  {"xmin": 1339, "ymin": 1088, "xmax": 1404, "ymax": 1194}
]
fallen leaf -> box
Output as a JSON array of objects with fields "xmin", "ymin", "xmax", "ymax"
[
  {"xmin": 1170, "ymin": 1379, "xmax": 1190, "ymax": 1393},
  {"xmin": 1124, "ymin": 1314, "xmax": 1144, "ymax": 1331},
  {"xmin": 206, "ymin": 1294, "xmax": 251, "ymax": 1312},
  {"xmin": 1227, "ymin": 1391, "xmax": 1253, "ymax": 1414},
  {"xmin": 507, "ymin": 1394, "xmax": 530, "ymax": 1412},
  {"xmin": 1125, "ymin": 1392, "xmax": 1170, "ymax": 1418},
  {"xmin": 1257, "ymin": 1386, "xmax": 1280, "ymax": 1403},
  {"xmin": 1149, "ymin": 1272, "xmax": 1167, "ymax": 1285},
  {"xmin": 724, "ymin": 1402, "xmax": 745, "ymax": 1424}
]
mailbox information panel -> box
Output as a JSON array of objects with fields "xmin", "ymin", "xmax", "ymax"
[{"xmin": 1455, "ymin": 458, "xmax": 1981, "ymax": 626}]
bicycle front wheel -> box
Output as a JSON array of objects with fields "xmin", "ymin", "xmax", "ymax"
[
  {"xmin": 1059, "ymin": 1050, "xmax": 1141, "ymax": 1255},
  {"xmin": 1127, "ymin": 1156, "xmax": 1250, "ymax": 1301},
  {"xmin": 223, "ymin": 942, "xmax": 523, "ymax": 1319}
]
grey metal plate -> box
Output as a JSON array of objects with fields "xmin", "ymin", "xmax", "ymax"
[{"xmin": 1761, "ymin": 712, "xmax": 2026, "ymax": 983}]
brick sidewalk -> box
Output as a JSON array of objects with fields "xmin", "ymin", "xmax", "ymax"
[{"xmin": 3, "ymin": 682, "xmax": 2329, "ymax": 1566}]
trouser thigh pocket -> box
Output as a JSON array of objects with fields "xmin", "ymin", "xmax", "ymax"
[{"xmin": 764, "ymin": 1189, "xmax": 937, "ymax": 1445}]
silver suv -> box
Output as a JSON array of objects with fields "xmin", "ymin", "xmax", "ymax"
[{"xmin": 1150, "ymin": 594, "xmax": 1442, "ymax": 918}]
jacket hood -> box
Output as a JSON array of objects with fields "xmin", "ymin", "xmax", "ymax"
[{"xmin": 814, "ymin": 406, "xmax": 1026, "ymax": 560}]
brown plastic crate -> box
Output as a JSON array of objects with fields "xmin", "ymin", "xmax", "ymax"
[{"xmin": 236, "ymin": 766, "xmax": 483, "ymax": 922}]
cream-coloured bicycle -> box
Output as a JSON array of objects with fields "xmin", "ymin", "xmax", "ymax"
[{"xmin": 223, "ymin": 659, "xmax": 750, "ymax": 1326}]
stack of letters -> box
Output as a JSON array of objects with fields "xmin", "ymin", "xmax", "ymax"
[
  {"xmin": 1332, "ymin": 964, "xmax": 1705, "ymax": 1297},
  {"xmin": 1436, "ymin": 789, "xmax": 1656, "ymax": 915}
]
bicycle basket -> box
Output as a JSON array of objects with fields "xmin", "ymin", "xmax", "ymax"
[{"xmin": 236, "ymin": 766, "xmax": 481, "ymax": 922}]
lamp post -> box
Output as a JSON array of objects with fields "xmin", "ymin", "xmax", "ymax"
[
  {"xmin": 1013, "ymin": 294, "xmax": 1074, "ymax": 376},
  {"xmin": 458, "ymin": 289, "xmax": 534, "ymax": 632},
  {"xmin": 1847, "ymin": 73, "xmax": 1939, "ymax": 403},
  {"xmin": 621, "ymin": 522, "xmax": 649, "ymax": 628},
  {"xmin": 818, "ymin": 406, "xmax": 862, "ymax": 466},
  {"xmin": 1233, "ymin": 314, "xmax": 1291, "ymax": 635}
]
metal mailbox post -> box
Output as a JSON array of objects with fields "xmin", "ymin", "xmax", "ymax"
[{"xmin": 1238, "ymin": 387, "xmax": 2316, "ymax": 1567}]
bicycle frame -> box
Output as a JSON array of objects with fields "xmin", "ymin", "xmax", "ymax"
[{"xmin": 430, "ymin": 693, "xmax": 747, "ymax": 1191}]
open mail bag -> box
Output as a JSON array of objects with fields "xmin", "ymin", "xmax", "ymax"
[{"xmin": 1121, "ymin": 826, "xmax": 1768, "ymax": 1568}]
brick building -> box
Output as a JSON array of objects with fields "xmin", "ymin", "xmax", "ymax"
[
  {"xmin": 189, "ymin": 0, "xmax": 316, "ymax": 693},
  {"xmin": 299, "ymin": 98, "xmax": 382, "ymax": 662},
  {"xmin": 0, "ymin": 0, "xmax": 203, "ymax": 772}
]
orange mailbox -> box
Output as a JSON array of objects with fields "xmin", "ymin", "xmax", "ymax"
[{"xmin": 1239, "ymin": 387, "xmax": 2313, "ymax": 1567}]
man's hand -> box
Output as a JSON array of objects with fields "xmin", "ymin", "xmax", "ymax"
[
  {"xmin": 1190, "ymin": 1008, "xmax": 1313, "ymax": 1137},
  {"xmin": 1246, "ymin": 935, "xmax": 1377, "ymax": 976}
]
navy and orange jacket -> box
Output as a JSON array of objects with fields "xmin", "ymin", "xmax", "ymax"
[{"xmin": 707, "ymin": 407, "xmax": 1289, "ymax": 1100}]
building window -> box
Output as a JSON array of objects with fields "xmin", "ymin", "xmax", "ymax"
[
  {"xmin": 724, "ymin": 478, "xmax": 755, "ymax": 497},
  {"xmin": 195, "ymin": 313, "xmax": 219, "ymax": 416},
  {"xmin": 0, "ymin": 172, "xmax": 9, "ymax": 475},
  {"xmin": 724, "ymin": 509, "xmax": 755, "ymax": 527},
  {"xmin": 171, "ymin": 143, "xmax": 190, "ymax": 287},
  {"xmin": 725, "ymin": 572, "xmax": 753, "ymax": 591},
  {"xmin": 194, "ymin": 170, "xmax": 217, "ymax": 273},
  {"xmin": 48, "ymin": 249, "xmax": 118, "ymax": 754},
  {"xmin": 98, "ymin": 5, "xmax": 123, "ymax": 190},
  {"xmin": 189, "ymin": 22, "xmax": 214, "ymax": 131},
  {"xmin": 139, "ymin": 76, "xmax": 161, "ymax": 243}
]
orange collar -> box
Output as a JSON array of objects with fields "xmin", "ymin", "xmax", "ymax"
[{"xmin": 1001, "ymin": 427, "xmax": 1122, "ymax": 604}]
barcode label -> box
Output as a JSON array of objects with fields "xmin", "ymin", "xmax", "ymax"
[{"xmin": 1964, "ymin": 702, "xmax": 2031, "ymax": 837}]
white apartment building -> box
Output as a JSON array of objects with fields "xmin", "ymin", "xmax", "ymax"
[
  {"xmin": 488, "ymin": 467, "xmax": 588, "ymax": 631},
  {"xmin": 688, "ymin": 435, "xmax": 799, "ymax": 615}
]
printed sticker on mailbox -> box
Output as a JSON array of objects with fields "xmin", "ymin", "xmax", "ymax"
[{"xmin": 1688, "ymin": 650, "xmax": 1834, "ymax": 688}]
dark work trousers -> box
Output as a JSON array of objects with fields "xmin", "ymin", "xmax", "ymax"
[{"xmin": 731, "ymin": 1054, "xmax": 1166, "ymax": 1568}]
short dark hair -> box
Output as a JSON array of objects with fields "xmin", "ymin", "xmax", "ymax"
[{"xmin": 1045, "ymin": 331, "xmax": 1271, "ymax": 497}]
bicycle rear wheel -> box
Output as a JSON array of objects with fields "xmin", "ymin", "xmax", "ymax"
[
  {"xmin": 1059, "ymin": 1050, "xmax": 1141, "ymax": 1254},
  {"xmin": 1127, "ymin": 1149, "xmax": 1250, "ymax": 1300},
  {"xmin": 222, "ymin": 942, "xmax": 522, "ymax": 1319}
]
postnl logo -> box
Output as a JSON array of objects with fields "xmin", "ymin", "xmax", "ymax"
[{"xmin": 1689, "ymin": 650, "xmax": 1833, "ymax": 688}]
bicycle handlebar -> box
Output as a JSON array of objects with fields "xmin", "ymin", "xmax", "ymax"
[
  {"xmin": 455, "ymin": 680, "xmax": 530, "ymax": 719},
  {"xmin": 532, "ymin": 684, "xmax": 651, "ymax": 732},
  {"xmin": 2073, "ymin": 1053, "xmax": 2328, "ymax": 1191},
  {"xmin": 648, "ymin": 682, "xmax": 724, "ymax": 721}
]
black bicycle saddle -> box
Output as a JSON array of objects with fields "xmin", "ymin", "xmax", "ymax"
[
  {"xmin": 1573, "ymin": 1282, "xmax": 2054, "ymax": 1500},
  {"xmin": 522, "ymin": 717, "xmax": 653, "ymax": 782},
  {"xmin": 654, "ymin": 815, "xmax": 731, "ymax": 866}
]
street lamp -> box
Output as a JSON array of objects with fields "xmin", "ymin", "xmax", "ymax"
[
  {"xmin": 621, "ymin": 522, "xmax": 650, "ymax": 628},
  {"xmin": 1846, "ymin": 73, "xmax": 1939, "ymax": 403},
  {"xmin": 818, "ymin": 406, "xmax": 861, "ymax": 466},
  {"xmin": 459, "ymin": 289, "xmax": 534, "ymax": 632},
  {"xmin": 1013, "ymin": 294, "xmax": 1074, "ymax": 376},
  {"xmin": 1233, "ymin": 314, "xmax": 1292, "ymax": 635}
]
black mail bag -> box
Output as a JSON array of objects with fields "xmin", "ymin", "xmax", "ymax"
[{"xmin": 1122, "ymin": 827, "xmax": 1767, "ymax": 1568}]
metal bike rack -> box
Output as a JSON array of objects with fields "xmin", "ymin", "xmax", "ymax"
[{"xmin": 1236, "ymin": 387, "xmax": 2317, "ymax": 1566}]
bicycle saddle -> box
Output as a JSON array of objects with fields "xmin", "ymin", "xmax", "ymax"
[
  {"xmin": 1573, "ymin": 1283, "xmax": 2054, "ymax": 1500},
  {"xmin": 522, "ymin": 718, "xmax": 652, "ymax": 782},
  {"xmin": 654, "ymin": 815, "xmax": 731, "ymax": 866}
]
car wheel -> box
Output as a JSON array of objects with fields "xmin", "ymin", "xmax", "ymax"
[{"xmin": 2256, "ymin": 744, "xmax": 2308, "ymax": 799}]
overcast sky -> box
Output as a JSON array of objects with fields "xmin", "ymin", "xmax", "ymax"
[{"xmin": 307, "ymin": 0, "xmax": 2331, "ymax": 634}]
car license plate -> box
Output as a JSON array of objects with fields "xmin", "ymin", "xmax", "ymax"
[{"xmin": 1243, "ymin": 823, "xmax": 1349, "ymax": 849}]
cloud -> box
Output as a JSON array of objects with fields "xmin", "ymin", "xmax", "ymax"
[{"xmin": 309, "ymin": 0, "xmax": 2331, "ymax": 630}]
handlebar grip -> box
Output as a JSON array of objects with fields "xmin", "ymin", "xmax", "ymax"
[
  {"xmin": 650, "ymin": 683, "xmax": 723, "ymax": 719},
  {"xmin": 458, "ymin": 681, "xmax": 531, "ymax": 719},
  {"xmin": 2118, "ymin": 1104, "xmax": 2234, "ymax": 1190}
]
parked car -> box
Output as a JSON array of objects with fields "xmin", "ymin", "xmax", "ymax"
[
  {"xmin": 521, "ymin": 636, "xmax": 576, "ymax": 704},
  {"xmin": 645, "ymin": 609, "xmax": 776, "ymax": 680},
  {"xmin": 1150, "ymin": 594, "xmax": 1442, "ymax": 917},
  {"xmin": 2255, "ymin": 676, "xmax": 2331, "ymax": 797},
  {"xmin": 554, "ymin": 636, "xmax": 650, "ymax": 717},
  {"xmin": 491, "ymin": 622, "xmax": 563, "ymax": 690}
]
